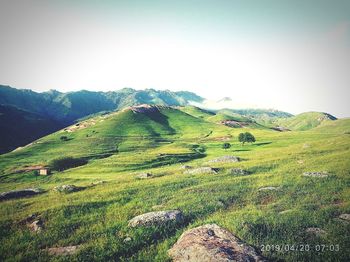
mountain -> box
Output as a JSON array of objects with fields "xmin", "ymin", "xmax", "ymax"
[
  {"xmin": 0, "ymin": 85, "xmax": 204, "ymax": 123},
  {"xmin": 274, "ymin": 111, "xmax": 337, "ymax": 131},
  {"xmin": 0, "ymin": 105, "xmax": 225, "ymax": 167},
  {"xmin": 0, "ymin": 105, "xmax": 63, "ymax": 154},
  {"xmin": 0, "ymin": 85, "xmax": 205, "ymax": 153}
]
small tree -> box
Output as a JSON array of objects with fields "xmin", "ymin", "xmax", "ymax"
[
  {"xmin": 238, "ymin": 133, "xmax": 245, "ymax": 145},
  {"xmin": 60, "ymin": 136, "xmax": 68, "ymax": 141},
  {"xmin": 222, "ymin": 142, "xmax": 231, "ymax": 150},
  {"xmin": 238, "ymin": 132, "xmax": 256, "ymax": 145}
]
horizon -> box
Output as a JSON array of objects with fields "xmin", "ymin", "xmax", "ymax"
[
  {"xmin": 2, "ymin": 84, "xmax": 347, "ymax": 118},
  {"xmin": 1, "ymin": 1, "xmax": 350, "ymax": 117}
]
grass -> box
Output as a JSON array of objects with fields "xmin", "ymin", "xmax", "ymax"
[{"xmin": 0, "ymin": 107, "xmax": 349, "ymax": 261}]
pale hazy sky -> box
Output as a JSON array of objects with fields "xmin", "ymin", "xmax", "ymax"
[{"xmin": 0, "ymin": 0, "xmax": 349, "ymax": 117}]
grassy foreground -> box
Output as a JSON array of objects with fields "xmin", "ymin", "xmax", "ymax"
[{"xmin": 0, "ymin": 107, "xmax": 349, "ymax": 261}]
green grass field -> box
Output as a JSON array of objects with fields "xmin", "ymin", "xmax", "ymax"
[{"xmin": 0, "ymin": 106, "xmax": 349, "ymax": 261}]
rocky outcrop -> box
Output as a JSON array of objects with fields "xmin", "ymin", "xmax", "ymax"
[
  {"xmin": 303, "ymin": 172, "xmax": 329, "ymax": 178},
  {"xmin": 208, "ymin": 156, "xmax": 240, "ymax": 163},
  {"xmin": 136, "ymin": 173, "xmax": 153, "ymax": 179},
  {"xmin": 28, "ymin": 219, "xmax": 44, "ymax": 232},
  {"xmin": 128, "ymin": 210, "xmax": 183, "ymax": 227},
  {"xmin": 54, "ymin": 185, "xmax": 83, "ymax": 193},
  {"xmin": 228, "ymin": 168, "xmax": 250, "ymax": 176},
  {"xmin": 258, "ymin": 186, "xmax": 280, "ymax": 191},
  {"xmin": 305, "ymin": 227, "xmax": 326, "ymax": 236},
  {"xmin": 184, "ymin": 167, "xmax": 219, "ymax": 175},
  {"xmin": 47, "ymin": 245, "xmax": 81, "ymax": 256},
  {"xmin": 168, "ymin": 224, "xmax": 267, "ymax": 261},
  {"xmin": 0, "ymin": 188, "xmax": 44, "ymax": 201},
  {"xmin": 339, "ymin": 214, "xmax": 350, "ymax": 221}
]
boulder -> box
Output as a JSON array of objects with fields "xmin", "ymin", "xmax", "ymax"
[
  {"xmin": 54, "ymin": 185, "xmax": 82, "ymax": 193},
  {"xmin": 208, "ymin": 156, "xmax": 240, "ymax": 163},
  {"xmin": 136, "ymin": 173, "xmax": 153, "ymax": 179},
  {"xmin": 168, "ymin": 224, "xmax": 267, "ymax": 262},
  {"xmin": 47, "ymin": 245, "xmax": 81, "ymax": 256},
  {"xmin": 339, "ymin": 214, "xmax": 350, "ymax": 221},
  {"xmin": 123, "ymin": 237, "xmax": 132, "ymax": 243},
  {"xmin": 184, "ymin": 167, "xmax": 219, "ymax": 175},
  {"xmin": 305, "ymin": 227, "xmax": 326, "ymax": 236},
  {"xmin": 258, "ymin": 186, "xmax": 280, "ymax": 191},
  {"xmin": 0, "ymin": 188, "xmax": 44, "ymax": 201},
  {"xmin": 181, "ymin": 165, "xmax": 192, "ymax": 170},
  {"xmin": 303, "ymin": 172, "xmax": 328, "ymax": 178},
  {"xmin": 128, "ymin": 210, "xmax": 183, "ymax": 227},
  {"xmin": 91, "ymin": 180, "xmax": 106, "ymax": 186},
  {"xmin": 228, "ymin": 168, "xmax": 249, "ymax": 176},
  {"xmin": 28, "ymin": 219, "xmax": 44, "ymax": 233}
]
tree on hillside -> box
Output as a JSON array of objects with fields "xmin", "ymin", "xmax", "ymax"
[
  {"xmin": 222, "ymin": 142, "xmax": 231, "ymax": 150},
  {"xmin": 238, "ymin": 132, "xmax": 256, "ymax": 145}
]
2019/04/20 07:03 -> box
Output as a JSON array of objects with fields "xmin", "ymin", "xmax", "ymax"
[{"xmin": 260, "ymin": 244, "xmax": 340, "ymax": 252}]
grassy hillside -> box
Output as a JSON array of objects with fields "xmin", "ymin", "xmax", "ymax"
[
  {"xmin": 178, "ymin": 106, "xmax": 215, "ymax": 119},
  {"xmin": 0, "ymin": 106, "xmax": 349, "ymax": 262},
  {"xmin": 275, "ymin": 112, "xmax": 337, "ymax": 131},
  {"xmin": 0, "ymin": 105, "xmax": 62, "ymax": 154}
]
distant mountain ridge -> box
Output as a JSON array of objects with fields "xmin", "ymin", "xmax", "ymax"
[{"xmin": 0, "ymin": 85, "xmax": 203, "ymax": 123}]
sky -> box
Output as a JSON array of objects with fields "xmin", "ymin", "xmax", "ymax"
[{"xmin": 0, "ymin": 0, "xmax": 349, "ymax": 117}]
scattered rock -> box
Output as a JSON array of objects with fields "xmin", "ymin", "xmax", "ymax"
[
  {"xmin": 136, "ymin": 173, "xmax": 153, "ymax": 179},
  {"xmin": 19, "ymin": 213, "xmax": 38, "ymax": 225},
  {"xmin": 0, "ymin": 188, "xmax": 44, "ymax": 201},
  {"xmin": 305, "ymin": 227, "xmax": 326, "ymax": 236},
  {"xmin": 184, "ymin": 167, "xmax": 219, "ymax": 175},
  {"xmin": 29, "ymin": 219, "xmax": 44, "ymax": 233},
  {"xmin": 258, "ymin": 186, "xmax": 280, "ymax": 191},
  {"xmin": 180, "ymin": 165, "xmax": 192, "ymax": 170},
  {"xmin": 216, "ymin": 200, "xmax": 225, "ymax": 208},
  {"xmin": 123, "ymin": 237, "xmax": 132, "ymax": 243},
  {"xmin": 208, "ymin": 155, "xmax": 240, "ymax": 163},
  {"xmin": 279, "ymin": 209, "xmax": 294, "ymax": 215},
  {"xmin": 91, "ymin": 180, "xmax": 106, "ymax": 186},
  {"xmin": 168, "ymin": 224, "xmax": 267, "ymax": 262},
  {"xmin": 54, "ymin": 185, "xmax": 83, "ymax": 193},
  {"xmin": 273, "ymin": 126, "xmax": 290, "ymax": 132},
  {"xmin": 129, "ymin": 104, "xmax": 162, "ymax": 114},
  {"xmin": 297, "ymin": 160, "xmax": 304, "ymax": 164},
  {"xmin": 47, "ymin": 245, "xmax": 81, "ymax": 256},
  {"xmin": 152, "ymin": 204, "xmax": 165, "ymax": 210},
  {"xmin": 228, "ymin": 168, "xmax": 250, "ymax": 176},
  {"xmin": 339, "ymin": 214, "xmax": 350, "ymax": 221},
  {"xmin": 128, "ymin": 210, "xmax": 183, "ymax": 227},
  {"xmin": 303, "ymin": 172, "xmax": 329, "ymax": 178}
]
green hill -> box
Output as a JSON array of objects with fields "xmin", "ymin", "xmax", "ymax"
[
  {"xmin": 0, "ymin": 105, "xmax": 226, "ymax": 171},
  {"xmin": 178, "ymin": 106, "xmax": 215, "ymax": 119},
  {"xmin": 0, "ymin": 104, "xmax": 349, "ymax": 262},
  {"xmin": 0, "ymin": 86, "xmax": 205, "ymax": 154},
  {"xmin": 311, "ymin": 118, "xmax": 350, "ymax": 134},
  {"xmin": 274, "ymin": 112, "xmax": 337, "ymax": 131}
]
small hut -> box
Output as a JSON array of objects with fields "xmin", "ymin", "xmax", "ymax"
[{"xmin": 39, "ymin": 168, "xmax": 50, "ymax": 176}]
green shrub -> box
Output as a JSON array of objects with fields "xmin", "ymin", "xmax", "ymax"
[
  {"xmin": 222, "ymin": 142, "xmax": 231, "ymax": 150},
  {"xmin": 49, "ymin": 157, "xmax": 88, "ymax": 171}
]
